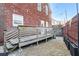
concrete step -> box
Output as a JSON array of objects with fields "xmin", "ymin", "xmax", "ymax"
[
  {"xmin": 0, "ymin": 46, "xmax": 4, "ymax": 53},
  {"xmin": 0, "ymin": 46, "xmax": 8, "ymax": 56},
  {"xmin": 6, "ymin": 42, "xmax": 14, "ymax": 49}
]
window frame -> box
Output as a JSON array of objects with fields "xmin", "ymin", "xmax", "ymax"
[{"xmin": 37, "ymin": 3, "xmax": 42, "ymax": 12}]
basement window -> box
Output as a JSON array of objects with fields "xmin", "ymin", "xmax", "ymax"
[{"xmin": 12, "ymin": 14, "xmax": 24, "ymax": 27}]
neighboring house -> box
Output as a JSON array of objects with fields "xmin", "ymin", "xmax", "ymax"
[{"xmin": 0, "ymin": 3, "xmax": 52, "ymax": 45}]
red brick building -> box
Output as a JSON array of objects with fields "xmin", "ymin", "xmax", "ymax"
[{"xmin": 0, "ymin": 3, "xmax": 52, "ymax": 45}]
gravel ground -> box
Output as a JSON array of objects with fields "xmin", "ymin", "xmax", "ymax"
[{"xmin": 8, "ymin": 37, "xmax": 71, "ymax": 56}]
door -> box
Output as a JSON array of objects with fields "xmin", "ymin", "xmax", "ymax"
[
  {"xmin": 46, "ymin": 21, "xmax": 49, "ymax": 32},
  {"xmin": 40, "ymin": 20, "xmax": 45, "ymax": 34},
  {"xmin": 46, "ymin": 21, "xmax": 48, "ymax": 27}
]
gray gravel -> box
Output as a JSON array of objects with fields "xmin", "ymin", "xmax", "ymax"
[{"xmin": 8, "ymin": 37, "xmax": 71, "ymax": 56}]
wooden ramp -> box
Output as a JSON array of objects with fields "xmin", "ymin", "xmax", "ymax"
[
  {"xmin": 8, "ymin": 37, "xmax": 70, "ymax": 56},
  {"xmin": 2, "ymin": 26, "xmax": 54, "ymax": 54}
]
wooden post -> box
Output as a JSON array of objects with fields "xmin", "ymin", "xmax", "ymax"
[
  {"xmin": 37, "ymin": 27, "xmax": 39, "ymax": 45},
  {"xmin": 46, "ymin": 28, "xmax": 47, "ymax": 42},
  {"xmin": 17, "ymin": 26, "xmax": 23, "ymax": 55},
  {"xmin": 3, "ymin": 30, "xmax": 7, "ymax": 53}
]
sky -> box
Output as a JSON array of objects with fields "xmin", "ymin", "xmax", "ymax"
[{"xmin": 49, "ymin": 3, "xmax": 79, "ymax": 22}]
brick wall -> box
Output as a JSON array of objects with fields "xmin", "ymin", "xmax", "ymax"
[
  {"xmin": 63, "ymin": 14, "xmax": 78, "ymax": 45},
  {"xmin": 0, "ymin": 3, "xmax": 52, "ymax": 45},
  {"xmin": 4, "ymin": 3, "xmax": 52, "ymax": 29}
]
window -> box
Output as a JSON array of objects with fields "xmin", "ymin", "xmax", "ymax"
[
  {"xmin": 37, "ymin": 3, "xmax": 42, "ymax": 12},
  {"xmin": 12, "ymin": 14, "xmax": 24, "ymax": 27},
  {"xmin": 45, "ymin": 5, "xmax": 48, "ymax": 15}
]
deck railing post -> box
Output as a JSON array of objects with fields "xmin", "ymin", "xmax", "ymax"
[
  {"xmin": 46, "ymin": 28, "xmax": 47, "ymax": 42},
  {"xmin": 52, "ymin": 27, "xmax": 53, "ymax": 38},
  {"xmin": 3, "ymin": 30, "xmax": 8, "ymax": 55},
  {"xmin": 17, "ymin": 26, "xmax": 23, "ymax": 55},
  {"xmin": 4, "ymin": 30, "xmax": 6, "ymax": 53},
  {"xmin": 36, "ymin": 27, "xmax": 39, "ymax": 45}
]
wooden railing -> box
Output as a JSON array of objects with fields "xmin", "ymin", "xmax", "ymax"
[
  {"xmin": 17, "ymin": 25, "xmax": 53, "ymax": 37},
  {"xmin": 4, "ymin": 28, "xmax": 18, "ymax": 41},
  {"xmin": 3, "ymin": 28, "xmax": 19, "ymax": 53}
]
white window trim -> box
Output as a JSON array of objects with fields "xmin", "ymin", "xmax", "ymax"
[{"xmin": 12, "ymin": 14, "xmax": 24, "ymax": 27}]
